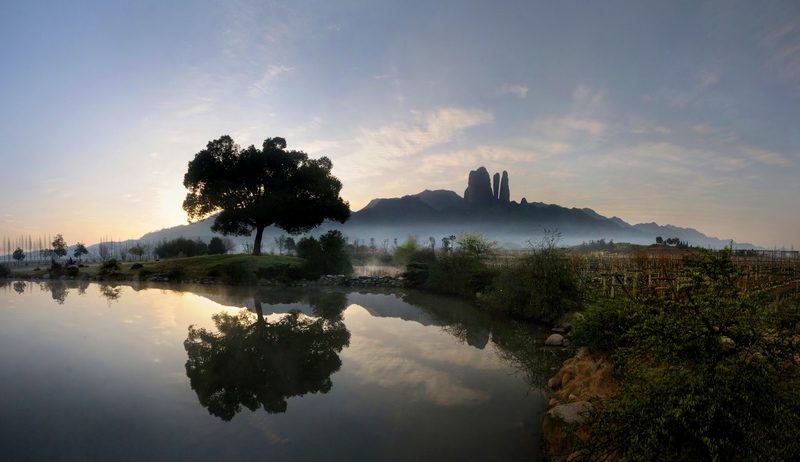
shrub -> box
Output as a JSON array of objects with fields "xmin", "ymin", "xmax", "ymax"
[
  {"xmin": 571, "ymin": 247, "xmax": 800, "ymax": 461},
  {"xmin": 155, "ymin": 236, "xmax": 208, "ymax": 258},
  {"xmin": 425, "ymin": 252, "xmax": 496, "ymax": 298},
  {"xmin": 98, "ymin": 259, "xmax": 122, "ymax": 276},
  {"xmin": 208, "ymin": 237, "xmax": 226, "ymax": 255},
  {"xmin": 296, "ymin": 230, "xmax": 353, "ymax": 278},
  {"xmin": 454, "ymin": 231, "xmax": 498, "ymax": 256},
  {"xmin": 0, "ymin": 265, "xmax": 11, "ymax": 278},
  {"xmin": 392, "ymin": 236, "xmax": 420, "ymax": 267},
  {"xmin": 138, "ymin": 268, "xmax": 154, "ymax": 281},
  {"xmin": 481, "ymin": 233, "xmax": 581, "ymax": 322}
]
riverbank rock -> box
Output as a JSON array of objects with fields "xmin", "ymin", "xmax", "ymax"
[
  {"xmin": 545, "ymin": 333, "xmax": 565, "ymax": 346},
  {"xmin": 543, "ymin": 402, "xmax": 593, "ymax": 462}
]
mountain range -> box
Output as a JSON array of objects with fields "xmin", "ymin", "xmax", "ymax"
[{"xmin": 120, "ymin": 166, "xmax": 762, "ymax": 251}]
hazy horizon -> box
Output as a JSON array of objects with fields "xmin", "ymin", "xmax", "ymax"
[{"xmin": 1, "ymin": 1, "xmax": 798, "ymax": 248}]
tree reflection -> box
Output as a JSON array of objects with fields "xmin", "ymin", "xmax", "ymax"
[
  {"xmin": 399, "ymin": 290, "xmax": 570, "ymax": 392},
  {"xmin": 184, "ymin": 294, "xmax": 351, "ymax": 421},
  {"xmin": 98, "ymin": 284, "xmax": 123, "ymax": 306},
  {"xmin": 13, "ymin": 281, "xmax": 26, "ymax": 294},
  {"xmin": 491, "ymin": 322, "xmax": 571, "ymax": 391},
  {"xmin": 43, "ymin": 281, "xmax": 68, "ymax": 304}
]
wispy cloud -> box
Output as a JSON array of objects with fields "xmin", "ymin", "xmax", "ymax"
[
  {"xmin": 739, "ymin": 144, "xmax": 794, "ymax": 166},
  {"xmin": 497, "ymin": 84, "xmax": 528, "ymax": 98},
  {"xmin": 353, "ymin": 107, "xmax": 494, "ymax": 162},
  {"xmin": 249, "ymin": 65, "xmax": 293, "ymax": 97}
]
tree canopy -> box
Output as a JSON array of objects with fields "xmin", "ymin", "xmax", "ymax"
[{"xmin": 183, "ymin": 135, "xmax": 351, "ymax": 255}]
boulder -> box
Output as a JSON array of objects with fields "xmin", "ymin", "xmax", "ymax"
[
  {"xmin": 543, "ymin": 401, "xmax": 594, "ymax": 461},
  {"xmin": 131, "ymin": 263, "xmax": 144, "ymax": 270},
  {"xmin": 547, "ymin": 401, "xmax": 593, "ymax": 426},
  {"xmin": 545, "ymin": 333, "xmax": 564, "ymax": 346}
]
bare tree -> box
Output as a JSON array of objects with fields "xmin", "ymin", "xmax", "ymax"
[
  {"xmin": 274, "ymin": 235, "xmax": 287, "ymax": 255},
  {"xmin": 98, "ymin": 242, "xmax": 110, "ymax": 261},
  {"xmin": 221, "ymin": 237, "xmax": 237, "ymax": 254}
]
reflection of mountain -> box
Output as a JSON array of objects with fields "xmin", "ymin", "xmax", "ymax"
[
  {"xmin": 128, "ymin": 166, "xmax": 762, "ymax": 249},
  {"xmin": 184, "ymin": 297, "xmax": 350, "ymax": 421}
]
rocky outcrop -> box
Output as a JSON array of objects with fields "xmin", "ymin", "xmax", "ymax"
[
  {"xmin": 499, "ymin": 171, "xmax": 510, "ymax": 202},
  {"xmin": 492, "ymin": 172, "xmax": 500, "ymax": 200},
  {"xmin": 464, "ymin": 167, "xmax": 495, "ymax": 207}
]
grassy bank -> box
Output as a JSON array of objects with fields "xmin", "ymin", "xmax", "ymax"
[{"xmin": 7, "ymin": 254, "xmax": 306, "ymax": 285}]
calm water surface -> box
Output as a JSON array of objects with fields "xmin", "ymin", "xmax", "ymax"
[{"xmin": 0, "ymin": 280, "xmax": 567, "ymax": 461}]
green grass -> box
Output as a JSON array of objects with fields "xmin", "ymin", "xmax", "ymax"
[{"xmin": 8, "ymin": 254, "xmax": 305, "ymax": 284}]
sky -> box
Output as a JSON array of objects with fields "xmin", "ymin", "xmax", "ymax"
[{"xmin": 1, "ymin": 0, "xmax": 799, "ymax": 248}]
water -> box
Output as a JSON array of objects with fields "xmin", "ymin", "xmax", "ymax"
[{"xmin": 0, "ymin": 280, "xmax": 568, "ymax": 461}]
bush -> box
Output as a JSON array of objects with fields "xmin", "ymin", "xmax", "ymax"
[
  {"xmin": 208, "ymin": 237, "xmax": 226, "ymax": 255},
  {"xmin": 392, "ymin": 236, "xmax": 420, "ymax": 267},
  {"xmin": 571, "ymin": 247, "xmax": 800, "ymax": 461},
  {"xmin": 0, "ymin": 265, "xmax": 11, "ymax": 278},
  {"xmin": 481, "ymin": 234, "xmax": 581, "ymax": 322},
  {"xmin": 155, "ymin": 236, "xmax": 208, "ymax": 258},
  {"xmin": 98, "ymin": 259, "xmax": 122, "ymax": 276},
  {"xmin": 138, "ymin": 268, "xmax": 154, "ymax": 281},
  {"xmin": 296, "ymin": 230, "xmax": 353, "ymax": 278},
  {"xmin": 424, "ymin": 252, "xmax": 496, "ymax": 298}
]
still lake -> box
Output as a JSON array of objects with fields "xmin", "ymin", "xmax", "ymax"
[{"xmin": 0, "ymin": 280, "xmax": 568, "ymax": 461}]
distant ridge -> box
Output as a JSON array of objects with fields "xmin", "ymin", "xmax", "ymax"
[{"xmin": 126, "ymin": 166, "xmax": 763, "ymax": 250}]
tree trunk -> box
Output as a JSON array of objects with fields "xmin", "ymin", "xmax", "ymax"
[{"xmin": 253, "ymin": 226, "xmax": 265, "ymax": 256}]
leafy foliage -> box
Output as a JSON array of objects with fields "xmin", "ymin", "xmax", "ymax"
[
  {"xmin": 155, "ymin": 236, "xmax": 208, "ymax": 258},
  {"xmin": 481, "ymin": 230, "xmax": 581, "ymax": 322},
  {"xmin": 295, "ymin": 230, "xmax": 353, "ymax": 278},
  {"xmin": 73, "ymin": 243, "xmax": 88, "ymax": 261},
  {"xmin": 51, "ymin": 234, "xmax": 67, "ymax": 258},
  {"xmin": 97, "ymin": 259, "xmax": 122, "ymax": 276},
  {"xmin": 455, "ymin": 231, "xmax": 498, "ymax": 256},
  {"xmin": 424, "ymin": 251, "xmax": 496, "ymax": 299},
  {"xmin": 208, "ymin": 236, "xmax": 225, "ymax": 255},
  {"xmin": 182, "ymin": 135, "xmax": 350, "ymax": 255},
  {"xmin": 572, "ymin": 247, "xmax": 800, "ymax": 461},
  {"xmin": 13, "ymin": 247, "xmax": 25, "ymax": 263},
  {"xmin": 391, "ymin": 236, "xmax": 420, "ymax": 267}
]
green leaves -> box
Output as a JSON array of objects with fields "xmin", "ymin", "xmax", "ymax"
[
  {"xmin": 572, "ymin": 247, "xmax": 800, "ymax": 461},
  {"xmin": 183, "ymin": 135, "xmax": 350, "ymax": 255}
]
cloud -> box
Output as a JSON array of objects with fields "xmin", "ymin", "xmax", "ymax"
[
  {"xmin": 692, "ymin": 123, "xmax": 717, "ymax": 135},
  {"xmin": 497, "ymin": 84, "xmax": 528, "ymax": 98},
  {"xmin": 529, "ymin": 85, "xmax": 608, "ymax": 142},
  {"xmin": 738, "ymin": 144, "xmax": 794, "ymax": 166},
  {"xmin": 699, "ymin": 71, "xmax": 720, "ymax": 89},
  {"xmin": 249, "ymin": 65, "xmax": 293, "ymax": 97},
  {"xmin": 353, "ymin": 107, "xmax": 494, "ymax": 162}
]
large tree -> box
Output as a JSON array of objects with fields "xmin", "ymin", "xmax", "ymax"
[{"xmin": 183, "ymin": 136, "xmax": 351, "ymax": 255}]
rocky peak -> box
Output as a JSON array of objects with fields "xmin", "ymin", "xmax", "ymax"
[{"xmin": 464, "ymin": 167, "xmax": 495, "ymax": 207}]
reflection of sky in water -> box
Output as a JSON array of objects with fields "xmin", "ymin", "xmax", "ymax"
[{"xmin": 0, "ymin": 282, "xmax": 550, "ymax": 461}]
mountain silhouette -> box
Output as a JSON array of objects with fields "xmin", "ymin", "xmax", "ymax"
[{"xmin": 116, "ymin": 166, "xmax": 761, "ymax": 250}]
